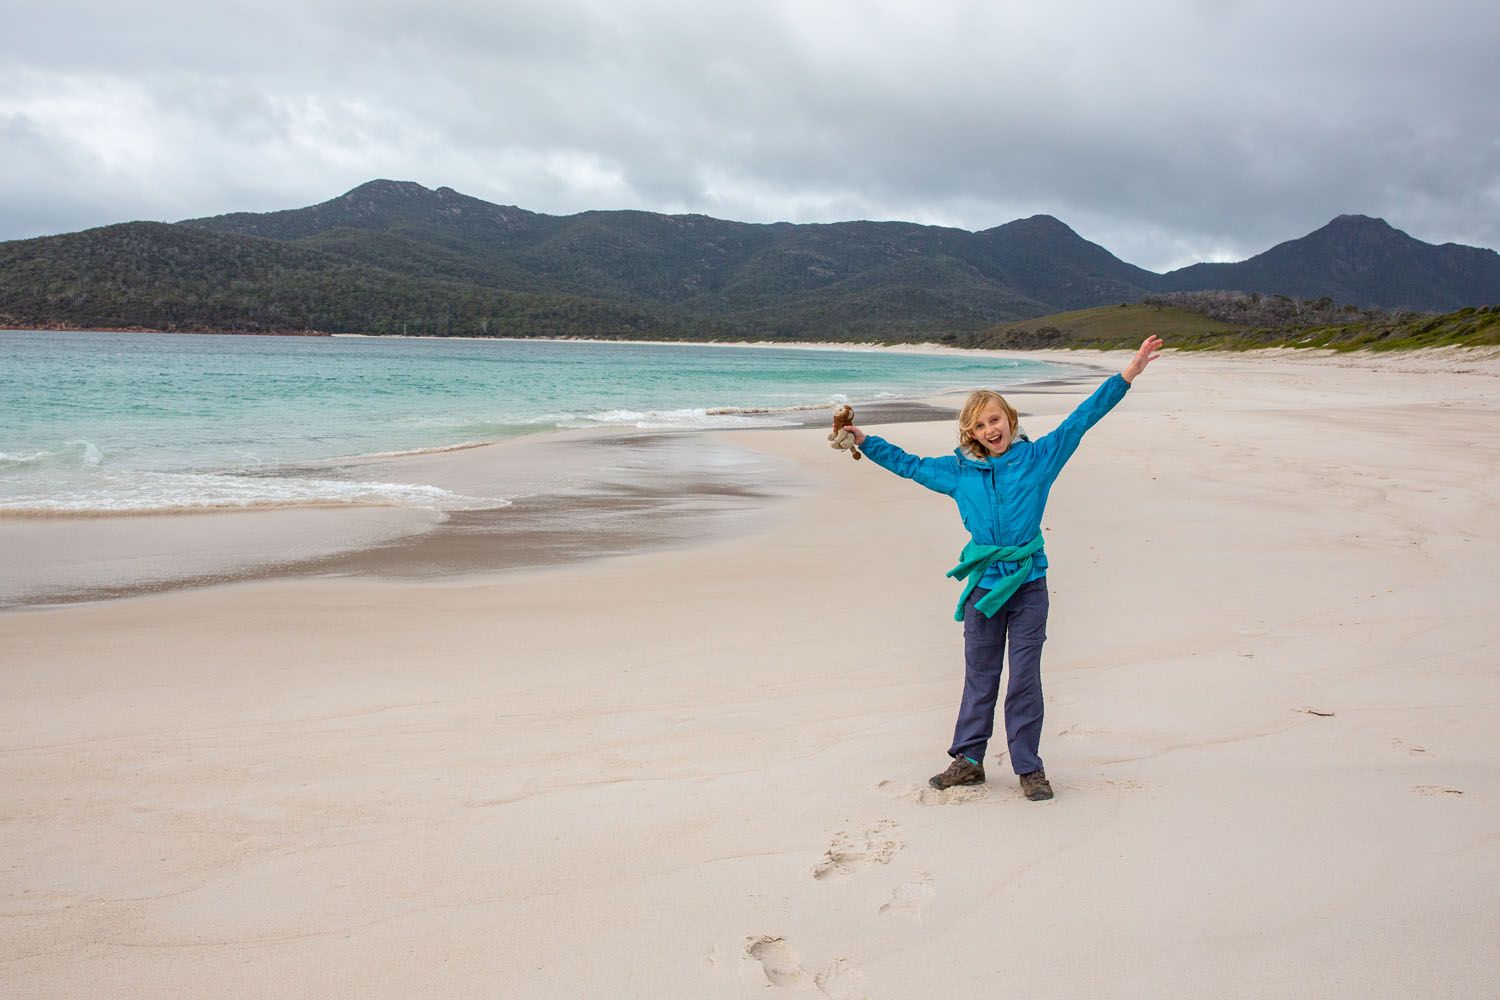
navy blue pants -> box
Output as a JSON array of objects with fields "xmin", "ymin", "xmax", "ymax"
[{"xmin": 949, "ymin": 578, "xmax": 1050, "ymax": 775}]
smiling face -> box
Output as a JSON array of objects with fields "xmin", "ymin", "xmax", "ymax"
[
  {"xmin": 970, "ymin": 400, "xmax": 1015, "ymax": 456},
  {"xmin": 958, "ymin": 390, "xmax": 1019, "ymax": 459}
]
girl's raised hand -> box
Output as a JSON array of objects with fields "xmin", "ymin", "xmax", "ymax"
[{"xmin": 1122, "ymin": 335, "xmax": 1164, "ymax": 383}]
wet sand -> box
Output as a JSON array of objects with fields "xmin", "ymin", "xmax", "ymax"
[{"xmin": 0, "ymin": 400, "xmax": 965, "ymax": 608}]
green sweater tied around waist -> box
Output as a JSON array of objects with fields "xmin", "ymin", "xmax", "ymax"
[{"xmin": 946, "ymin": 532, "xmax": 1046, "ymax": 621}]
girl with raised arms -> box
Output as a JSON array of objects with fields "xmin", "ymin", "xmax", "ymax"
[{"xmin": 842, "ymin": 336, "xmax": 1164, "ymax": 800}]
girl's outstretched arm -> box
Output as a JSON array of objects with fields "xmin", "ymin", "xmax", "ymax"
[
  {"xmin": 850, "ymin": 425, "xmax": 961, "ymax": 497},
  {"xmin": 1122, "ymin": 335, "xmax": 1164, "ymax": 383},
  {"xmin": 1033, "ymin": 335, "xmax": 1165, "ymax": 473}
]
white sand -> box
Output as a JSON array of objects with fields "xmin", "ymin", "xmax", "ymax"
[{"xmin": 3, "ymin": 348, "xmax": 1499, "ymax": 998}]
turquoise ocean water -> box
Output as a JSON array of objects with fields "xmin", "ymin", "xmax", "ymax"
[{"xmin": 0, "ymin": 331, "xmax": 1078, "ymax": 514}]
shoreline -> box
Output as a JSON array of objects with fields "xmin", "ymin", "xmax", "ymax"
[
  {"xmin": 5, "ymin": 341, "xmax": 1493, "ymax": 609},
  {"xmin": 0, "ymin": 428, "xmax": 795, "ymax": 609},
  {"xmin": 0, "ymin": 399, "xmax": 965, "ymax": 610},
  {"xmin": 15, "ymin": 322, "xmax": 1500, "ymax": 359},
  {"xmin": 2, "ymin": 329, "xmax": 1098, "ymax": 608},
  {"xmin": 2, "ymin": 329, "xmax": 1103, "ymax": 499}
]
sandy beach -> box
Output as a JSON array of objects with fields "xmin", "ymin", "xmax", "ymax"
[{"xmin": 4, "ymin": 347, "xmax": 1499, "ymax": 998}]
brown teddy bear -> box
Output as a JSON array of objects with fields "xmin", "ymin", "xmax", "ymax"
[{"xmin": 829, "ymin": 404, "xmax": 863, "ymax": 460}]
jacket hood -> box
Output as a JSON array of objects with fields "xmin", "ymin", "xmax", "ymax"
[{"xmin": 953, "ymin": 448, "xmax": 991, "ymax": 468}]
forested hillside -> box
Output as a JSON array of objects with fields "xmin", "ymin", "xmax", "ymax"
[{"xmin": 3, "ymin": 180, "xmax": 1497, "ymax": 341}]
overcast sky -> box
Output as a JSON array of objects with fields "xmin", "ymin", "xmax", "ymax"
[{"xmin": 2, "ymin": 0, "xmax": 1496, "ymax": 271}]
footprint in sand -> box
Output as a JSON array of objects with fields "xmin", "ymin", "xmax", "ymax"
[
  {"xmin": 1057, "ymin": 723, "xmax": 1106, "ymax": 736},
  {"xmin": 877, "ymin": 779, "xmax": 989, "ymax": 806},
  {"xmin": 744, "ymin": 936, "xmax": 868, "ymax": 999},
  {"xmin": 745, "ymin": 937, "xmax": 811, "ymax": 990},
  {"xmin": 879, "ymin": 874, "xmax": 936, "ymax": 920},
  {"xmin": 1413, "ymin": 785, "xmax": 1464, "ymax": 797},
  {"xmin": 813, "ymin": 820, "xmax": 902, "ymax": 880}
]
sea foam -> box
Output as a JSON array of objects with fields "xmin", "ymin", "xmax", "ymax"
[{"xmin": 0, "ymin": 470, "xmax": 503, "ymax": 515}]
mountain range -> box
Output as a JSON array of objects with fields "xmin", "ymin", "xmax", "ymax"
[{"xmin": 2, "ymin": 179, "xmax": 1497, "ymax": 340}]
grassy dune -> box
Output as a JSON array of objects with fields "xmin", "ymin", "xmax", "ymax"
[
  {"xmin": 954, "ymin": 302, "xmax": 1500, "ymax": 351},
  {"xmin": 953, "ymin": 303, "xmax": 1252, "ymax": 350}
]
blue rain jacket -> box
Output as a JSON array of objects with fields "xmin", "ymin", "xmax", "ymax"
[{"xmin": 859, "ymin": 374, "xmax": 1131, "ymax": 612}]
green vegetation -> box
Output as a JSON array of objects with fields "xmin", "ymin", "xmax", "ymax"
[
  {"xmin": 1274, "ymin": 305, "xmax": 1500, "ymax": 351},
  {"xmin": 953, "ymin": 302, "xmax": 1252, "ymax": 350},
  {"xmin": 952, "ymin": 295, "xmax": 1500, "ymax": 352},
  {"xmin": 0, "ymin": 222, "xmax": 724, "ymax": 340}
]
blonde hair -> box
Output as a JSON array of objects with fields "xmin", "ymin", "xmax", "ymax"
[{"xmin": 958, "ymin": 390, "xmax": 1018, "ymax": 459}]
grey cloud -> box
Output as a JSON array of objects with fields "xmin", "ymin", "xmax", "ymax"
[{"xmin": 1, "ymin": 0, "xmax": 1497, "ymax": 272}]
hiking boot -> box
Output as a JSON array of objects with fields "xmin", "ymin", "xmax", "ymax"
[
  {"xmin": 1019, "ymin": 769, "xmax": 1054, "ymax": 801},
  {"xmin": 929, "ymin": 756, "xmax": 985, "ymax": 789}
]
